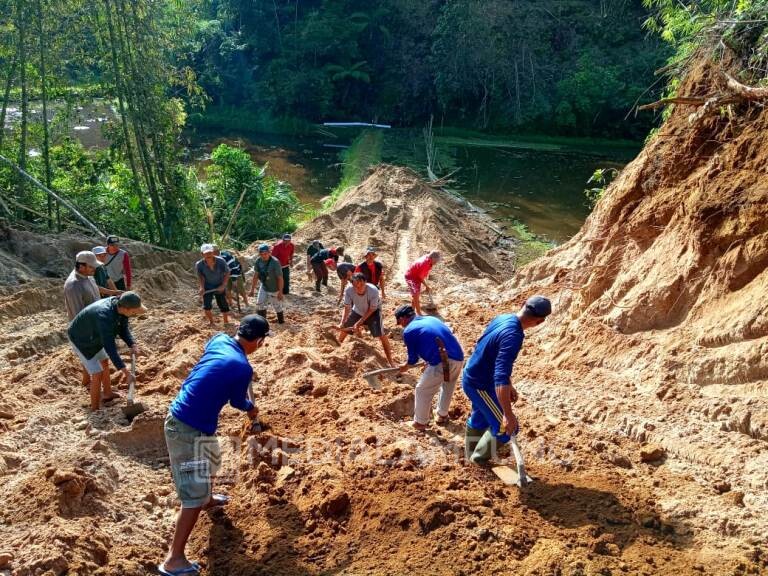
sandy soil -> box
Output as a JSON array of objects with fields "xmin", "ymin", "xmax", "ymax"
[{"xmin": 0, "ymin": 154, "xmax": 766, "ymax": 576}]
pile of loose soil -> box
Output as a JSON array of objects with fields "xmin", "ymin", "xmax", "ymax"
[
  {"xmin": 0, "ymin": 117, "xmax": 766, "ymax": 574},
  {"xmin": 263, "ymin": 164, "xmax": 516, "ymax": 300},
  {"xmin": 493, "ymin": 55, "xmax": 768, "ymax": 568}
]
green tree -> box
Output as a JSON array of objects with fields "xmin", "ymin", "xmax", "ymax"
[{"xmin": 205, "ymin": 144, "xmax": 299, "ymax": 243}]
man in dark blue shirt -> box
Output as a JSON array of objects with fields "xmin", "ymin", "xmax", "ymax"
[
  {"xmin": 461, "ymin": 295, "xmax": 551, "ymax": 465},
  {"xmin": 68, "ymin": 292, "xmax": 146, "ymax": 411},
  {"xmin": 395, "ymin": 305, "xmax": 464, "ymax": 431},
  {"xmin": 160, "ymin": 315, "xmax": 270, "ymax": 576}
]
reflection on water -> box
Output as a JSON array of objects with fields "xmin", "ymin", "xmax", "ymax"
[
  {"xmin": 187, "ymin": 129, "xmax": 343, "ymax": 206},
  {"xmin": 187, "ymin": 128, "xmax": 639, "ymax": 244},
  {"xmin": 445, "ymin": 145, "xmax": 634, "ymax": 243}
]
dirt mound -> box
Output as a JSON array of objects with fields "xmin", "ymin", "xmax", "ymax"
[
  {"xmin": 496, "ymin": 55, "xmax": 768, "ymax": 561},
  {"xmin": 0, "ymin": 224, "xmax": 198, "ymax": 287},
  {"xmin": 269, "ymin": 165, "xmax": 515, "ymax": 295}
]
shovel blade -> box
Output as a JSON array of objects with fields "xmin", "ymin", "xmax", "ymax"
[
  {"xmin": 363, "ymin": 374, "xmax": 381, "ymax": 389},
  {"xmin": 122, "ymin": 401, "xmax": 147, "ymax": 421},
  {"xmin": 492, "ymin": 465, "xmax": 533, "ymax": 487}
]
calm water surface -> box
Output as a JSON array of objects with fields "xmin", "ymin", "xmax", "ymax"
[{"xmin": 190, "ymin": 127, "xmax": 639, "ymax": 244}]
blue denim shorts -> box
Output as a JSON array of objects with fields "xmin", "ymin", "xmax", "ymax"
[{"xmin": 164, "ymin": 413, "xmax": 221, "ymax": 508}]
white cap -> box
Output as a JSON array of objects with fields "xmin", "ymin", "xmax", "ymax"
[
  {"xmin": 76, "ymin": 251, "xmax": 101, "ymax": 268},
  {"xmin": 200, "ymin": 243, "xmax": 215, "ymax": 254},
  {"xmin": 92, "ymin": 246, "xmax": 107, "ymax": 255}
]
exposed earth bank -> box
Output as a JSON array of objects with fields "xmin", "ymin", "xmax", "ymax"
[{"xmin": 0, "ymin": 144, "xmax": 766, "ymax": 574}]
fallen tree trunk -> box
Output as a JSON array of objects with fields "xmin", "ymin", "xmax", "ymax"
[
  {"xmin": 724, "ymin": 73, "xmax": 768, "ymax": 101},
  {"xmin": 638, "ymin": 69, "xmax": 768, "ymax": 112}
]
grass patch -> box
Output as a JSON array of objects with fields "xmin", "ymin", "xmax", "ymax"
[
  {"xmin": 321, "ymin": 129, "xmax": 383, "ymax": 210},
  {"xmin": 188, "ymin": 106, "xmax": 314, "ymax": 136},
  {"xmin": 506, "ymin": 219, "xmax": 555, "ymax": 268}
]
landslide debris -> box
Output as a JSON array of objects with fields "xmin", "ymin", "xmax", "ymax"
[
  {"xmin": 497, "ymin": 55, "xmax": 768, "ymax": 567},
  {"xmin": 0, "ymin": 144, "xmax": 766, "ymax": 576}
]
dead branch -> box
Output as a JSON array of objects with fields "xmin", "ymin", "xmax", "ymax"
[
  {"xmin": 638, "ymin": 96, "xmax": 715, "ymax": 111},
  {"xmin": 723, "ymin": 72, "xmax": 768, "ymax": 101},
  {"xmin": 639, "ymin": 71, "xmax": 768, "ymax": 113}
]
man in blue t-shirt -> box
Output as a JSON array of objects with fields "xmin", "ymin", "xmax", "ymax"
[
  {"xmin": 395, "ymin": 305, "xmax": 464, "ymax": 431},
  {"xmin": 461, "ymin": 295, "xmax": 552, "ymax": 465},
  {"xmin": 159, "ymin": 315, "xmax": 270, "ymax": 576}
]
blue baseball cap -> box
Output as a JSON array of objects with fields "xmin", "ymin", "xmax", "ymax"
[
  {"xmin": 524, "ymin": 295, "xmax": 552, "ymax": 318},
  {"xmin": 258, "ymin": 243, "xmax": 270, "ymax": 253}
]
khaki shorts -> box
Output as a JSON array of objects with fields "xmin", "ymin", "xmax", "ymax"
[
  {"xmin": 69, "ymin": 339, "xmax": 108, "ymax": 375},
  {"xmin": 164, "ymin": 413, "xmax": 221, "ymax": 509}
]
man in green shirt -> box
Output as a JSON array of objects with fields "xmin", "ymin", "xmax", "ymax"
[
  {"xmin": 92, "ymin": 246, "xmax": 122, "ymax": 297},
  {"xmin": 249, "ymin": 244, "xmax": 285, "ymax": 324},
  {"xmin": 68, "ymin": 292, "xmax": 146, "ymax": 411}
]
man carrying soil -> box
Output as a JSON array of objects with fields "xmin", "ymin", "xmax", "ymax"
[
  {"xmin": 64, "ymin": 251, "xmax": 109, "ymax": 391},
  {"xmin": 337, "ymin": 272, "xmax": 394, "ymax": 366},
  {"xmin": 306, "ymin": 239, "xmax": 324, "ymax": 279},
  {"xmin": 196, "ymin": 244, "xmax": 231, "ymax": 326},
  {"xmin": 404, "ymin": 250, "xmax": 441, "ymax": 315},
  {"xmin": 461, "ymin": 295, "xmax": 551, "ymax": 465},
  {"xmin": 92, "ymin": 246, "xmax": 122, "ymax": 297},
  {"xmin": 310, "ymin": 246, "xmax": 344, "ymax": 293},
  {"xmin": 67, "ymin": 292, "xmax": 146, "ymax": 411},
  {"xmin": 103, "ymin": 235, "xmax": 132, "ymax": 290},
  {"xmin": 271, "ymin": 233, "xmax": 295, "ymax": 295},
  {"xmin": 395, "ymin": 305, "xmax": 464, "ymax": 431},
  {"xmin": 159, "ymin": 315, "xmax": 268, "ymax": 576},
  {"xmin": 249, "ymin": 244, "xmax": 285, "ymax": 324},
  {"xmin": 356, "ymin": 246, "xmax": 386, "ymax": 300},
  {"xmin": 329, "ymin": 259, "xmax": 356, "ymax": 305}
]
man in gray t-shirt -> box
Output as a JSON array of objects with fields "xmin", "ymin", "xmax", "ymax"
[
  {"xmin": 196, "ymin": 243, "xmax": 231, "ymax": 326},
  {"xmin": 337, "ymin": 273, "xmax": 393, "ymax": 366}
]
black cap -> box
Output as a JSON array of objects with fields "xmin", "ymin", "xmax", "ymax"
[
  {"xmin": 106, "ymin": 235, "xmax": 120, "ymax": 245},
  {"xmin": 238, "ymin": 314, "xmax": 271, "ymax": 340},
  {"xmin": 394, "ymin": 304, "xmax": 416, "ymax": 320},
  {"xmin": 524, "ymin": 295, "xmax": 552, "ymax": 318}
]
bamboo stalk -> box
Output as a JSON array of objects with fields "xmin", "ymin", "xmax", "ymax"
[{"xmin": 0, "ymin": 154, "xmax": 106, "ymax": 237}]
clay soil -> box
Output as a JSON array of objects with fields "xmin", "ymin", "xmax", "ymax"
[{"xmin": 0, "ymin": 122, "xmax": 767, "ymax": 575}]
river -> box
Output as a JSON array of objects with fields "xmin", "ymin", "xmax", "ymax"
[{"xmin": 189, "ymin": 127, "xmax": 639, "ymax": 244}]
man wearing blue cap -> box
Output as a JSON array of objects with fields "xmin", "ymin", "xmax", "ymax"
[
  {"xmin": 461, "ymin": 295, "xmax": 552, "ymax": 465},
  {"xmin": 249, "ymin": 244, "xmax": 285, "ymax": 324},
  {"xmin": 159, "ymin": 314, "xmax": 268, "ymax": 576}
]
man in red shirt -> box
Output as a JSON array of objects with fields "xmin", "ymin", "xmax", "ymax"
[
  {"xmin": 271, "ymin": 233, "xmax": 295, "ymax": 295},
  {"xmin": 356, "ymin": 246, "xmax": 386, "ymax": 300},
  {"xmin": 404, "ymin": 250, "xmax": 441, "ymax": 315}
]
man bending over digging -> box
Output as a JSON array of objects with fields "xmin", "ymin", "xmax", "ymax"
[
  {"xmin": 159, "ymin": 315, "xmax": 269, "ymax": 576},
  {"xmin": 336, "ymin": 272, "xmax": 394, "ymax": 366}
]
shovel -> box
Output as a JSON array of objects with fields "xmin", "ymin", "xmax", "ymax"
[
  {"xmin": 492, "ymin": 435, "xmax": 532, "ymax": 488},
  {"xmin": 122, "ymin": 352, "xmax": 146, "ymax": 420},
  {"xmin": 362, "ymin": 363, "xmax": 425, "ymax": 389},
  {"xmin": 423, "ymin": 291, "xmax": 438, "ymax": 312}
]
